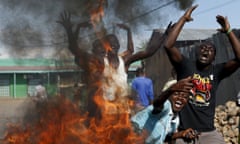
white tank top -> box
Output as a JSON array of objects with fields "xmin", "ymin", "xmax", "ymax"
[{"xmin": 102, "ymin": 56, "xmax": 129, "ymax": 101}]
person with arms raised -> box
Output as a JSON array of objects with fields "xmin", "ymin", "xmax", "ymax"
[{"xmin": 164, "ymin": 5, "xmax": 240, "ymax": 144}]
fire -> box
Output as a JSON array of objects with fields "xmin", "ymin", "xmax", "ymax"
[
  {"xmin": 89, "ymin": 0, "xmax": 105, "ymax": 26},
  {"xmin": 102, "ymin": 40, "xmax": 112, "ymax": 52},
  {"xmin": 3, "ymin": 1, "xmax": 148, "ymax": 143},
  {"xmin": 3, "ymin": 39, "xmax": 145, "ymax": 144},
  {"xmin": 3, "ymin": 94, "xmax": 145, "ymax": 144}
]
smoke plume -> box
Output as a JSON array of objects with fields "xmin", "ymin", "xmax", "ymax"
[{"xmin": 0, "ymin": 0, "xmax": 195, "ymax": 58}]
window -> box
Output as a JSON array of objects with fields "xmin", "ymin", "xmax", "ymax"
[{"xmin": 0, "ymin": 78, "xmax": 10, "ymax": 96}]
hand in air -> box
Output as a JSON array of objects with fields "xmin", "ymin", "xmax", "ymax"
[
  {"xmin": 57, "ymin": 11, "xmax": 73, "ymax": 30},
  {"xmin": 216, "ymin": 15, "xmax": 231, "ymax": 33},
  {"xmin": 170, "ymin": 76, "xmax": 193, "ymax": 93},
  {"xmin": 183, "ymin": 5, "xmax": 198, "ymax": 22}
]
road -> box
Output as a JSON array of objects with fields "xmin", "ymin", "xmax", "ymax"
[{"xmin": 0, "ymin": 98, "xmax": 33, "ymax": 140}]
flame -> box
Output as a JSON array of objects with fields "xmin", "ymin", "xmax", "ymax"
[
  {"xmin": 102, "ymin": 40, "xmax": 112, "ymax": 52},
  {"xmin": 3, "ymin": 1, "xmax": 147, "ymax": 143},
  {"xmin": 3, "ymin": 94, "xmax": 145, "ymax": 144},
  {"xmin": 89, "ymin": 0, "xmax": 105, "ymax": 27},
  {"xmin": 3, "ymin": 41, "xmax": 145, "ymax": 144}
]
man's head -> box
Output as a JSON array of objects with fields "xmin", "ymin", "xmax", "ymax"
[
  {"xmin": 104, "ymin": 34, "xmax": 120, "ymax": 54},
  {"xmin": 196, "ymin": 41, "xmax": 216, "ymax": 66},
  {"xmin": 135, "ymin": 67, "xmax": 145, "ymax": 77},
  {"xmin": 166, "ymin": 77, "xmax": 193, "ymax": 113},
  {"xmin": 169, "ymin": 91, "xmax": 189, "ymax": 113}
]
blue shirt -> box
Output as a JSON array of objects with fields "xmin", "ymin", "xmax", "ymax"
[
  {"xmin": 132, "ymin": 76, "xmax": 154, "ymax": 107},
  {"xmin": 131, "ymin": 100, "xmax": 179, "ymax": 144}
]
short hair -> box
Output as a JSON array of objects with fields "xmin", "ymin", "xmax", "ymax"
[
  {"xmin": 136, "ymin": 67, "xmax": 144, "ymax": 76},
  {"xmin": 104, "ymin": 34, "xmax": 120, "ymax": 50},
  {"xmin": 196, "ymin": 39, "xmax": 216, "ymax": 54},
  {"xmin": 204, "ymin": 40, "xmax": 216, "ymax": 54}
]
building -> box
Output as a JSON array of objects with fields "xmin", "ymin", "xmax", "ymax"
[
  {"xmin": 0, "ymin": 58, "xmax": 142, "ymax": 99},
  {"xmin": 0, "ymin": 58, "xmax": 81, "ymax": 98}
]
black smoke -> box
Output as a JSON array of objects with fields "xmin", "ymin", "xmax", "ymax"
[{"xmin": 0, "ymin": 0, "xmax": 195, "ymax": 58}]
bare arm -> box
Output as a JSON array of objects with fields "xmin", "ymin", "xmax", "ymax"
[
  {"xmin": 125, "ymin": 5, "xmax": 198, "ymax": 70},
  {"xmin": 57, "ymin": 11, "xmax": 91, "ymax": 67},
  {"xmin": 216, "ymin": 15, "xmax": 240, "ymax": 75},
  {"xmin": 57, "ymin": 11, "xmax": 82, "ymax": 57},
  {"xmin": 124, "ymin": 25, "xmax": 171, "ymax": 70},
  {"xmin": 75, "ymin": 20, "xmax": 92, "ymax": 41},
  {"xmin": 164, "ymin": 5, "xmax": 198, "ymax": 64},
  {"xmin": 116, "ymin": 23, "xmax": 134, "ymax": 59}
]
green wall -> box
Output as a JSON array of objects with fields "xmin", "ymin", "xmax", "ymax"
[{"xmin": 15, "ymin": 74, "xmax": 27, "ymax": 98}]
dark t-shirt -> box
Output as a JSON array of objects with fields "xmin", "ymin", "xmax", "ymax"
[{"xmin": 175, "ymin": 56, "xmax": 226, "ymax": 132}]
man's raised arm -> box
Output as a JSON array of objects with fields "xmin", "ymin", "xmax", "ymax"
[{"xmin": 164, "ymin": 5, "xmax": 198, "ymax": 64}]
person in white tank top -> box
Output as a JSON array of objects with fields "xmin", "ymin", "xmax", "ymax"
[{"xmin": 58, "ymin": 12, "xmax": 170, "ymax": 115}]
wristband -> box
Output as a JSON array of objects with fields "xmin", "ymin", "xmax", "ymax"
[{"xmin": 226, "ymin": 28, "xmax": 232, "ymax": 35}]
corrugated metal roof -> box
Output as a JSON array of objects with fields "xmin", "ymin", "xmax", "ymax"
[
  {"xmin": 160, "ymin": 29, "xmax": 217, "ymax": 41},
  {"xmin": 178, "ymin": 29, "xmax": 217, "ymax": 41}
]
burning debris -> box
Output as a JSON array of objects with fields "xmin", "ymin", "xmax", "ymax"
[{"xmin": 3, "ymin": 95, "xmax": 145, "ymax": 144}]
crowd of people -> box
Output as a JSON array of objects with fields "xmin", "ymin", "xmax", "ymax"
[{"xmin": 58, "ymin": 4, "xmax": 240, "ymax": 144}]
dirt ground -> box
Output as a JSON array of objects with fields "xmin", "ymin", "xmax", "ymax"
[{"xmin": 0, "ymin": 98, "xmax": 33, "ymax": 140}]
